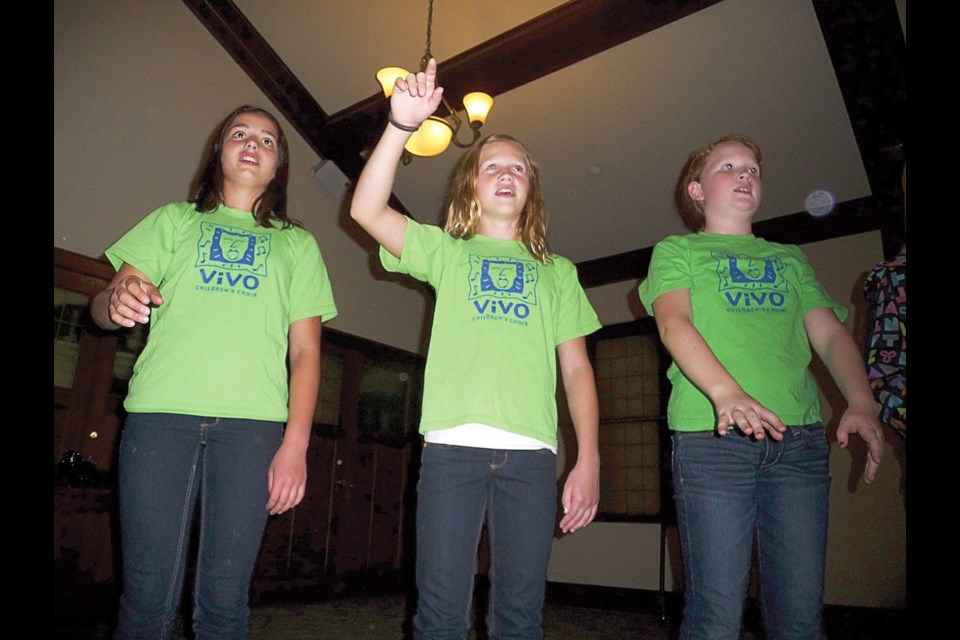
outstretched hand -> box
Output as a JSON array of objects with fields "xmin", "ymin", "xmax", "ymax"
[
  {"xmin": 837, "ymin": 405, "xmax": 884, "ymax": 484},
  {"xmin": 108, "ymin": 275, "xmax": 164, "ymax": 327},
  {"xmin": 714, "ymin": 388, "xmax": 786, "ymax": 441},
  {"xmin": 389, "ymin": 58, "xmax": 444, "ymax": 129}
]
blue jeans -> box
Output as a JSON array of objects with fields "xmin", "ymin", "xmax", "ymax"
[
  {"xmin": 413, "ymin": 443, "xmax": 558, "ymax": 640},
  {"xmin": 671, "ymin": 424, "xmax": 830, "ymax": 640},
  {"xmin": 114, "ymin": 413, "xmax": 283, "ymax": 640}
]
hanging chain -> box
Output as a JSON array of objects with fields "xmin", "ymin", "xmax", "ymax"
[{"xmin": 419, "ymin": 0, "xmax": 434, "ymax": 71}]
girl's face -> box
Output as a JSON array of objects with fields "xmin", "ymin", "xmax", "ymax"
[
  {"xmin": 689, "ymin": 142, "xmax": 762, "ymax": 224},
  {"xmin": 475, "ymin": 140, "xmax": 529, "ymax": 223},
  {"xmin": 220, "ymin": 112, "xmax": 280, "ymax": 194}
]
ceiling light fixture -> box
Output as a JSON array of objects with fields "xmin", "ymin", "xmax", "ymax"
[{"xmin": 376, "ymin": 0, "xmax": 494, "ymax": 161}]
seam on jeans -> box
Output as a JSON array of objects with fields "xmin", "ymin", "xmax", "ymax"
[
  {"xmin": 192, "ymin": 428, "xmax": 208, "ymax": 623},
  {"xmin": 164, "ymin": 431, "xmax": 202, "ymax": 633},
  {"xmin": 671, "ymin": 437, "xmax": 700, "ymax": 632},
  {"xmin": 755, "ymin": 516, "xmax": 771, "ymax": 633}
]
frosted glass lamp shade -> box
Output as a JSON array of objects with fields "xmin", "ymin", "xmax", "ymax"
[
  {"xmin": 377, "ymin": 67, "xmax": 409, "ymax": 97},
  {"xmin": 463, "ymin": 92, "xmax": 493, "ymax": 124},
  {"xmin": 404, "ymin": 116, "xmax": 454, "ymax": 156}
]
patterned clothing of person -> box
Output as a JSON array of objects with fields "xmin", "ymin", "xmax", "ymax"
[{"xmin": 864, "ymin": 248, "xmax": 906, "ymax": 438}]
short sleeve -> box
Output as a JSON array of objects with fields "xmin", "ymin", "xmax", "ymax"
[
  {"xmin": 638, "ymin": 235, "xmax": 692, "ymax": 316},
  {"xmin": 105, "ymin": 202, "xmax": 186, "ymax": 285},
  {"xmin": 287, "ymin": 230, "xmax": 338, "ymax": 324},
  {"xmin": 378, "ymin": 219, "xmax": 449, "ymax": 287},
  {"xmin": 554, "ymin": 258, "xmax": 601, "ymax": 345}
]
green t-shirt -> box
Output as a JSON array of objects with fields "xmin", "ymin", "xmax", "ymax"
[
  {"xmin": 380, "ymin": 220, "xmax": 601, "ymax": 447},
  {"xmin": 638, "ymin": 233, "xmax": 846, "ymax": 431},
  {"xmin": 106, "ymin": 202, "xmax": 338, "ymax": 422}
]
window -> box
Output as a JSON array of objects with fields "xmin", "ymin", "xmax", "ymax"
[
  {"xmin": 589, "ymin": 320, "xmax": 671, "ymax": 521},
  {"xmin": 53, "ymin": 287, "xmax": 89, "ymax": 390},
  {"xmin": 358, "ymin": 360, "xmax": 422, "ymax": 447},
  {"xmin": 313, "ymin": 352, "xmax": 344, "ymax": 436}
]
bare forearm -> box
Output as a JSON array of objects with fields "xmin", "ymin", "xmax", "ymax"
[
  {"xmin": 565, "ymin": 364, "xmax": 600, "ymax": 466},
  {"xmin": 350, "ymin": 125, "xmax": 409, "ymax": 228},
  {"xmin": 90, "ymin": 287, "xmax": 120, "ymax": 330},
  {"xmin": 651, "ymin": 289, "xmax": 784, "ymax": 437},
  {"xmin": 557, "ymin": 338, "xmax": 599, "ymax": 461},
  {"xmin": 350, "ymin": 61, "xmax": 443, "ymax": 256},
  {"xmin": 659, "ymin": 317, "xmax": 743, "ymax": 403},
  {"xmin": 817, "ymin": 324, "xmax": 876, "ymax": 411},
  {"xmin": 283, "ymin": 318, "xmax": 322, "ymax": 452},
  {"xmin": 89, "ymin": 264, "xmax": 163, "ymax": 330},
  {"xmin": 557, "ymin": 337, "xmax": 601, "ymax": 532}
]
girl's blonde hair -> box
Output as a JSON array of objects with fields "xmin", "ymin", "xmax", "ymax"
[
  {"xmin": 675, "ymin": 134, "xmax": 763, "ymax": 231},
  {"xmin": 443, "ymin": 134, "xmax": 553, "ymax": 264}
]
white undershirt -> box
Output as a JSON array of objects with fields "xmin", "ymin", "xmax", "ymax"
[{"xmin": 424, "ymin": 423, "xmax": 557, "ymax": 454}]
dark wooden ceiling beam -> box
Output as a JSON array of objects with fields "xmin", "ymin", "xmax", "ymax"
[
  {"xmin": 182, "ymin": 0, "xmax": 334, "ymax": 160},
  {"xmin": 323, "ymin": 0, "xmax": 726, "ymax": 167}
]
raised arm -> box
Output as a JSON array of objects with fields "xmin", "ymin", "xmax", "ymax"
[
  {"xmin": 91, "ymin": 262, "xmax": 164, "ymax": 330},
  {"xmin": 652, "ymin": 288, "xmax": 785, "ymax": 440},
  {"xmin": 557, "ymin": 337, "xmax": 600, "ymax": 534},
  {"xmin": 804, "ymin": 307, "xmax": 884, "ymax": 483},
  {"xmin": 350, "ymin": 58, "xmax": 444, "ymax": 258},
  {"xmin": 266, "ymin": 316, "xmax": 322, "ymax": 515}
]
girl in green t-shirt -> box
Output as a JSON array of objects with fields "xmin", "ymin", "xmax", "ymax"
[
  {"xmin": 640, "ymin": 135, "xmax": 885, "ymax": 640},
  {"xmin": 350, "ymin": 59, "xmax": 601, "ymax": 639},
  {"xmin": 91, "ymin": 106, "xmax": 335, "ymax": 639}
]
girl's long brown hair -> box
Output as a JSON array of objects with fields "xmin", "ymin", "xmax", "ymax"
[{"xmin": 190, "ymin": 105, "xmax": 297, "ymax": 229}]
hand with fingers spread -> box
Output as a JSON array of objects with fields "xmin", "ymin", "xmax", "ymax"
[
  {"xmin": 714, "ymin": 387, "xmax": 786, "ymax": 441},
  {"xmin": 389, "ymin": 57, "xmax": 444, "ymax": 131}
]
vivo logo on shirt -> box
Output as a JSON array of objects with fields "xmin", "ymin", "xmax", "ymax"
[
  {"xmin": 198, "ymin": 269, "xmax": 261, "ymax": 290},
  {"xmin": 193, "ymin": 222, "xmax": 272, "ymax": 296},
  {"xmin": 723, "ymin": 291, "xmax": 786, "ymax": 307},
  {"xmin": 467, "ymin": 254, "xmax": 540, "ymax": 325},
  {"xmin": 472, "ymin": 299, "xmax": 531, "ymax": 318}
]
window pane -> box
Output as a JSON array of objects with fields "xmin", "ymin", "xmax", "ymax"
[
  {"xmin": 53, "ymin": 287, "xmax": 89, "ymax": 389},
  {"xmin": 111, "ymin": 323, "xmax": 149, "ymax": 395},
  {"xmin": 357, "ymin": 360, "xmax": 419, "ymax": 446},
  {"xmin": 314, "ymin": 353, "xmax": 344, "ymax": 427},
  {"xmin": 594, "ymin": 333, "xmax": 664, "ymax": 518},
  {"xmin": 596, "ymin": 334, "xmax": 660, "ymax": 421},
  {"xmin": 598, "ymin": 419, "xmax": 661, "ymax": 517}
]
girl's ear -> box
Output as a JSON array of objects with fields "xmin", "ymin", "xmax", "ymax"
[{"xmin": 688, "ymin": 181, "xmax": 704, "ymax": 202}]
